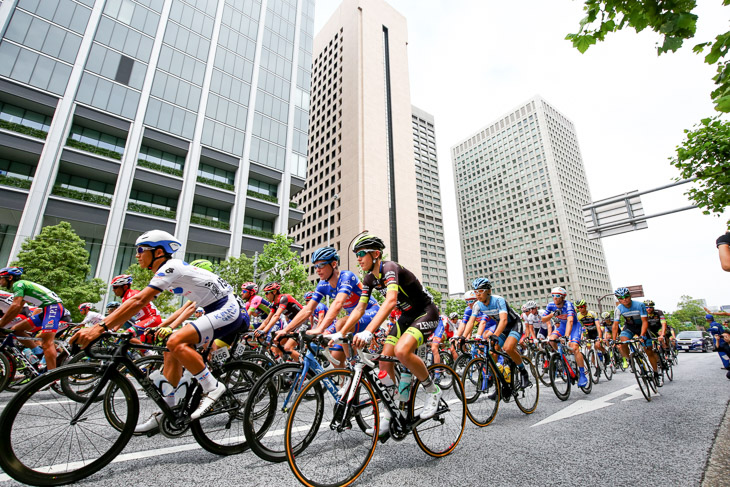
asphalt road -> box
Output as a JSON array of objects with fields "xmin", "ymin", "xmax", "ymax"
[{"xmin": 1, "ymin": 351, "xmax": 728, "ymax": 487}]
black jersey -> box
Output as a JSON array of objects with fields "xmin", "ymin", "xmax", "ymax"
[
  {"xmin": 646, "ymin": 309, "xmax": 666, "ymax": 333},
  {"xmin": 360, "ymin": 261, "xmax": 432, "ymax": 313}
]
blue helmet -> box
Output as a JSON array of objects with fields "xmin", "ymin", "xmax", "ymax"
[
  {"xmin": 706, "ymin": 314, "xmax": 714, "ymax": 320},
  {"xmin": 614, "ymin": 287, "xmax": 630, "ymax": 298},
  {"xmin": 304, "ymin": 291, "xmax": 315, "ymax": 301},
  {"xmin": 0, "ymin": 267, "xmax": 23, "ymax": 278},
  {"xmin": 135, "ymin": 230, "xmax": 181, "ymax": 255},
  {"xmin": 312, "ymin": 247, "xmax": 339, "ymax": 264},
  {"xmin": 472, "ymin": 277, "xmax": 491, "ymax": 290}
]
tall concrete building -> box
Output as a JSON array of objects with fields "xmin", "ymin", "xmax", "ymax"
[
  {"xmin": 290, "ymin": 0, "xmax": 421, "ymax": 278},
  {"xmin": 451, "ymin": 96, "xmax": 612, "ymax": 310},
  {"xmin": 0, "ymin": 0, "xmax": 313, "ymax": 285},
  {"xmin": 412, "ymin": 105, "xmax": 448, "ymax": 301}
]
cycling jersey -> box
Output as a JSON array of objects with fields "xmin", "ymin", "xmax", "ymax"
[
  {"xmin": 122, "ymin": 288, "xmax": 161, "ymax": 327},
  {"xmin": 360, "ymin": 261, "xmax": 433, "ymax": 312},
  {"xmin": 10, "ymin": 280, "xmax": 62, "ymax": 307},
  {"xmin": 462, "ymin": 305, "xmax": 473, "ymax": 323},
  {"xmin": 272, "ymin": 294, "xmax": 303, "ymax": 321},
  {"xmin": 578, "ymin": 310, "xmax": 599, "ymax": 338},
  {"xmin": 81, "ymin": 311, "xmax": 104, "ymax": 328},
  {"xmin": 646, "ymin": 309, "xmax": 666, "ymax": 334},
  {"xmin": 473, "ymin": 295, "xmax": 522, "ymax": 333},
  {"xmin": 314, "ymin": 302, "xmax": 328, "ymax": 319},
  {"xmin": 433, "ymin": 316, "xmax": 456, "ymax": 340},
  {"xmin": 522, "ymin": 310, "xmax": 547, "ymax": 331},
  {"xmin": 613, "ymin": 301, "xmax": 647, "ymax": 334},
  {"xmin": 544, "ymin": 301, "xmax": 580, "ymax": 343},
  {"xmin": 311, "ymin": 270, "xmax": 378, "ymax": 313},
  {"xmin": 245, "ymin": 295, "xmax": 271, "ymax": 319}
]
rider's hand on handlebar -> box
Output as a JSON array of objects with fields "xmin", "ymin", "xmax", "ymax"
[{"xmin": 68, "ymin": 323, "xmax": 105, "ymax": 348}]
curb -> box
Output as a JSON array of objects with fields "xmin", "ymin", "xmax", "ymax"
[{"xmin": 702, "ymin": 398, "xmax": 730, "ymax": 486}]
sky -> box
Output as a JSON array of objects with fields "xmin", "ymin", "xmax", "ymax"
[{"xmin": 313, "ymin": 0, "xmax": 730, "ymax": 312}]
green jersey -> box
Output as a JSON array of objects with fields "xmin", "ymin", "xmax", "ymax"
[{"xmin": 11, "ymin": 280, "xmax": 62, "ymax": 307}]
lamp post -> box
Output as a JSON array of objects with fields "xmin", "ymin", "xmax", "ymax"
[
  {"xmin": 327, "ymin": 194, "xmax": 338, "ymax": 246},
  {"xmin": 347, "ymin": 229, "xmax": 369, "ymax": 271}
]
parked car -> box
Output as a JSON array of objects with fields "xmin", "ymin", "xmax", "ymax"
[{"xmin": 676, "ymin": 330, "xmax": 713, "ymax": 352}]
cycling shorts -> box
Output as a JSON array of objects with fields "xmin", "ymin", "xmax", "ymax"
[
  {"xmin": 484, "ymin": 320, "xmax": 497, "ymax": 334},
  {"xmin": 536, "ymin": 327, "xmax": 548, "ymax": 339},
  {"xmin": 385, "ymin": 303, "xmax": 439, "ymax": 348},
  {"xmin": 326, "ymin": 308, "xmax": 378, "ymax": 351},
  {"xmin": 189, "ymin": 294, "xmax": 244, "ymax": 348},
  {"xmin": 585, "ymin": 328, "xmax": 599, "ymax": 340},
  {"xmin": 496, "ymin": 329, "xmax": 522, "ymax": 347},
  {"xmin": 28, "ymin": 303, "xmax": 65, "ymax": 334},
  {"xmin": 620, "ymin": 328, "xmax": 653, "ymax": 347},
  {"xmin": 551, "ymin": 321, "xmax": 582, "ymax": 344}
]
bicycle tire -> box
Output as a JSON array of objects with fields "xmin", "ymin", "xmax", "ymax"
[
  {"xmin": 534, "ymin": 350, "xmax": 551, "ymax": 387},
  {"xmin": 549, "ymin": 353, "xmax": 571, "ymax": 401},
  {"xmin": 0, "ymin": 350, "xmax": 13, "ymax": 392},
  {"xmin": 0, "ymin": 364, "xmax": 138, "ymax": 485},
  {"xmin": 513, "ymin": 356, "xmax": 539, "ymax": 414},
  {"xmin": 603, "ymin": 351, "xmax": 614, "ymax": 381},
  {"xmin": 104, "ymin": 355, "xmax": 164, "ymax": 432},
  {"xmin": 238, "ymin": 351, "xmax": 276, "ymax": 370},
  {"xmin": 664, "ymin": 354, "xmax": 674, "ymax": 381},
  {"xmin": 191, "ymin": 360, "xmax": 265, "ymax": 455},
  {"xmin": 412, "ymin": 364, "xmax": 466, "ymax": 457},
  {"xmin": 644, "ymin": 354, "xmax": 658, "ymax": 394},
  {"xmin": 285, "ymin": 368, "xmax": 378, "ymax": 487},
  {"xmin": 61, "ymin": 351, "xmax": 107, "ymax": 402},
  {"xmin": 578, "ymin": 351, "xmax": 592, "ymax": 394},
  {"xmin": 587, "ymin": 349, "xmax": 601, "ymax": 384},
  {"xmin": 453, "ymin": 353, "xmax": 471, "ymax": 377},
  {"xmin": 462, "ymin": 357, "xmax": 500, "ymax": 427},
  {"xmin": 631, "ymin": 354, "xmax": 651, "ymax": 402}
]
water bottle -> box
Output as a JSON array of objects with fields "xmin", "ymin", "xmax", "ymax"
[
  {"xmin": 397, "ymin": 370, "xmax": 412, "ymax": 402},
  {"xmin": 32, "ymin": 346, "xmax": 44, "ymax": 357},
  {"xmin": 22, "ymin": 348, "xmax": 39, "ymax": 365},
  {"xmin": 377, "ymin": 369, "xmax": 394, "ymax": 387}
]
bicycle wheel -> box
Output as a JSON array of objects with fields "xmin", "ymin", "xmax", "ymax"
[
  {"xmin": 104, "ymin": 354, "xmax": 164, "ymax": 432},
  {"xmin": 549, "ymin": 354, "xmax": 571, "ymax": 401},
  {"xmin": 603, "ymin": 351, "xmax": 614, "ymax": 381},
  {"xmin": 453, "ymin": 353, "xmax": 471, "ymax": 378},
  {"xmin": 461, "ymin": 357, "xmax": 499, "ymax": 427},
  {"xmin": 644, "ymin": 355, "xmax": 658, "ymax": 394},
  {"xmin": 238, "ymin": 351, "xmax": 276, "ymax": 370},
  {"xmin": 534, "ymin": 350, "xmax": 551, "ymax": 387},
  {"xmin": 285, "ymin": 368, "xmax": 378, "ymax": 487},
  {"xmin": 0, "ymin": 364, "xmax": 138, "ymax": 485},
  {"xmin": 587, "ymin": 349, "xmax": 601, "ymax": 384},
  {"xmin": 243, "ymin": 363, "xmax": 313, "ymax": 463},
  {"xmin": 61, "ymin": 351, "xmax": 107, "ymax": 402},
  {"xmin": 631, "ymin": 354, "xmax": 651, "ymax": 402},
  {"xmin": 664, "ymin": 355, "xmax": 674, "ymax": 381},
  {"xmin": 411, "ymin": 364, "xmax": 466, "ymax": 457},
  {"xmin": 514, "ymin": 357, "xmax": 539, "ymax": 414},
  {"xmin": 191, "ymin": 360, "xmax": 265, "ymax": 455},
  {"xmin": 0, "ymin": 350, "xmax": 12, "ymax": 392},
  {"xmin": 578, "ymin": 352, "xmax": 592, "ymax": 394},
  {"xmin": 435, "ymin": 354, "xmax": 455, "ymax": 390}
]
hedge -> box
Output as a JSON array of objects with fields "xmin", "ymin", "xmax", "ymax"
[
  {"xmin": 243, "ymin": 227, "xmax": 274, "ymax": 239},
  {"xmin": 0, "ymin": 174, "xmax": 32, "ymax": 189},
  {"xmin": 191, "ymin": 215, "xmax": 230, "ymax": 230},
  {"xmin": 197, "ymin": 176, "xmax": 234, "ymax": 191},
  {"xmin": 66, "ymin": 139, "xmax": 122, "ymax": 160},
  {"xmin": 137, "ymin": 159, "xmax": 184, "ymax": 177},
  {"xmin": 128, "ymin": 202, "xmax": 176, "ymax": 219},
  {"xmin": 247, "ymin": 190, "xmax": 278, "ymax": 204},
  {"xmin": 0, "ymin": 119, "xmax": 48, "ymax": 139},
  {"xmin": 52, "ymin": 186, "xmax": 111, "ymax": 206}
]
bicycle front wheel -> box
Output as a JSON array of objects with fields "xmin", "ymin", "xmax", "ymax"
[
  {"xmin": 514, "ymin": 357, "xmax": 539, "ymax": 414},
  {"xmin": 549, "ymin": 354, "xmax": 571, "ymax": 401},
  {"xmin": 191, "ymin": 360, "xmax": 265, "ymax": 455},
  {"xmin": 0, "ymin": 350, "xmax": 13, "ymax": 392},
  {"xmin": 285, "ymin": 368, "xmax": 378, "ymax": 487},
  {"xmin": 412, "ymin": 364, "xmax": 466, "ymax": 457},
  {"xmin": 0, "ymin": 364, "xmax": 138, "ymax": 485},
  {"xmin": 534, "ymin": 350, "xmax": 551, "ymax": 387},
  {"xmin": 631, "ymin": 354, "xmax": 651, "ymax": 402},
  {"xmin": 462, "ymin": 357, "xmax": 499, "ymax": 427}
]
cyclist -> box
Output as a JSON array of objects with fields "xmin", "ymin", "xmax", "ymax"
[
  {"xmin": 431, "ymin": 312, "xmax": 458, "ymax": 368},
  {"xmin": 455, "ymin": 290, "xmax": 477, "ymax": 339},
  {"xmin": 256, "ymin": 282, "xmax": 304, "ymax": 358},
  {"xmin": 110, "ymin": 274, "xmax": 162, "ymax": 343},
  {"xmin": 543, "ymin": 287, "xmax": 587, "ymax": 387},
  {"xmin": 644, "ymin": 299, "xmax": 668, "ymax": 353},
  {"xmin": 240, "ymin": 282, "xmax": 271, "ymax": 329},
  {"xmin": 71, "ymin": 230, "xmax": 248, "ymax": 429},
  {"xmin": 105, "ymin": 301, "xmax": 121, "ymax": 316},
  {"xmin": 340, "ymin": 234, "xmax": 442, "ymax": 427},
  {"xmin": 612, "ymin": 287, "xmax": 660, "ymax": 382},
  {"xmin": 576, "ymin": 299, "xmax": 605, "ymax": 370},
  {"xmin": 521, "ymin": 300, "xmax": 547, "ymax": 340},
  {"xmin": 0, "ymin": 267, "xmax": 65, "ymax": 371},
  {"xmin": 79, "ymin": 302, "xmax": 104, "ymax": 328},
  {"xmin": 0, "ymin": 290, "xmax": 34, "ymax": 329}
]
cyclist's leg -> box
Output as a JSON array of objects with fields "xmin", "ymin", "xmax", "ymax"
[
  {"xmin": 39, "ymin": 304, "xmax": 63, "ymax": 370},
  {"xmin": 618, "ymin": 329, "xmax": 635, "ymax": 358},
  {"xmin": 327, "ymin": 318, "xmax": 348, "ymax": 368},
  {"xmin": 569, "ymin": 325, "xmax": 584, "ymax": 368},
  {"xmin": 393, "ymin": 306, "xmax": 439, "ymax": 383},
  {"xmin": 431, "ymin": 337, "xmax": 442, "ymax": 365},
  {"xmin": 10, "ymin": 317, "xmax": 38, "ymax": 349}
]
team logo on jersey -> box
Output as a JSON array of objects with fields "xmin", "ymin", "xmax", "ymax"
[
  {"xmin": 203, "ymin": 281, "xmax": 223, "ymax": 298},
  {"xmin": 165, "ymin": 268, "xmax": 174, "ymax": 274},
  {"xmin": 383, "ymin": 271, "xmax": 396, "ymax": 286}
]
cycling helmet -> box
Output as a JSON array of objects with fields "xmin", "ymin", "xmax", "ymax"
[
  {"xmin": 304, "ymin": 291, "xmax": 315, "ymax": 302},
  {"xmin": 190, "ymin": 259, "xmax": 213, "ymax": 272},
  {"xmin": 472, "ymin": 277, "xmax": 491, "ymax": 290},
  {"xmin": 706, "ymin": 314, "xmax": 714, "ymax": 320},
  {"xmin": 601, "ymin": 311, "xmax": 611, "ymax": 319},
  {"xmin": 449, "ymin": 312, "xmax": 459, "ymax": 320},
  {"xmin": 352, "ymin": 234, "xmax": 385, "ymax": 252},
  {"xmin": 135, "ymin": 230, "xmax": 182, "ymax": 255},
  {"xmin": 0, "ymin": 267, "xmax": 23, "ymax": 278},
  {"xmin": 196, "ymin": 307, "xmax": 204, "ymax": 314},
  {"xmin": 464, "ymin": 290, "xmax": 476, "ymax": 302},
  {"xmin": 78, "ymin": 303, "xmax": 93, "ymax": 312},
  {"xmin": 644, "ymin": 299, "xmax": 655, "ymax": 307},
  {"xmin": 262, "ymin": 282, "xmax": 281, "ymax": 293},
  {"xmin": 614, "ymin": 287, "xmax": 630, "ymax": 298},
  {"xmin": 312, "ymin": 246, "xmax": 340, "ymax": 264},
  {"xmin": 106, "ymin": 301, "xmax": 121, "ymax": 310},
  {"xmin": 521, "ymin": 303, "xmax": 531, "ymax": 312},
  {"xmin": 110, "ymin": 274, "xmax": 133, "ymax": 287},
  {"xmin": 241, "ymin": 282, "xmax": 258, "ymax": 294},
  {"xmin": 524, "ymin": 300, "xmax": 538, "ymax": 309},
  {"xmin": 575, "ymin": 299, "xmax": 587, "ymax": 307},
  {"xmin": 551, "ymin": 287, "xmax": 567, "ymax": 296}
]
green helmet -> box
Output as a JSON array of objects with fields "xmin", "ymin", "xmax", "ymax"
[
  {"xmin": 575, "ymin": 299, "xmax": 587, "ymax": 307},
  {"xmin": 190, "ymin": 259, "xmax": 214, "ymax": 272}
]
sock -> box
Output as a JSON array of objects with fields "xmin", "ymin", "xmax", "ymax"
[
  {"xmin": 517, "ymin": 363, "xmax": 525, "ymax": 371},
  {"xmin": 421, "ymin": 376, "xmax": 437, "ymax": 393},
  {"xmin": 160, "ymin": 381, "xmax": 176, "ymax": 407},
  {"xmin": 597, "ymin": 352, "xmax": 603, "ymax": 361},
  {"xmin": 579, "ymin": 367, "xmax": 585, "ymax": 374},
  {"xmin": 194, "ymin": 367, "xmax": 218, "ymax": 393}
]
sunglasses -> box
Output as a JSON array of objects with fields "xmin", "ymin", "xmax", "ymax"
[
  {"xmin": 617, "ymin": 295, "xmax": 631, "ymax": 299},
  {"xmin": 577, "ymin": 305, "xmax": 586, "ymax": 308},
  {"xmin": 551, "ymin": 294, "xmax": 564, "ymax": 298},
  {"xmin": 137, "ymin": 246, "xmax": 154, "ymax": 254},
  {"xmin": 355, "ymin": 250, "xmax": 375, "ymax": 258},
  {"xmin": 313, "ymin": 261, "xmax": 331, "ymax": 269}
]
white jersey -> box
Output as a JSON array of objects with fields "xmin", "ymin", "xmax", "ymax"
[
  {"xmin": 148, "ymin": 259, "xmax": 234, "ymax": 308},
  {"xmin": 522, "ymin": 310, "xmax": 547, "ymax": 330},
  {"xmin": 81, "ymin": 311, "xmax": 104, "ymax": 328}
]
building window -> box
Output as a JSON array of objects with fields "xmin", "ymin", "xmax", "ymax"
[{"xmin": 68, "ymin": 124, "xmax": 126, "ymax": 154}]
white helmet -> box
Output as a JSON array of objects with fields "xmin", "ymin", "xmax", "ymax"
[
  {"xmin": 551, "ymin": 287, "xmax": 567, "ymax": 296},
  {"xmin": 135, "ymin": 230, "xmax": 181, "ymax": 255},
  {"xmin": 464, "ymin": 290, "xmax": 476, "ymax": 301}
]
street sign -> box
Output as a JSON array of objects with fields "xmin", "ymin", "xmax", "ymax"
[
  {"xmin": 628, "ymin": 285, "xmax": 644, "ymax": 298},
  {"xmin": 583, "ymin": 191, "xmax": 647, "ymax": 239}
]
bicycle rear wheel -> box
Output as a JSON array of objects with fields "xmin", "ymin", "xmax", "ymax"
[
  {"xmin": 603, "ymin": 351, "xmax": 614, "ymax": 381},
  {"xmin": 578, "ymin": 352, "xmax": 592, "ymax": 394},
  {"xmin": 549, "ymin": 354, "xmax": 571, "ymax": 401},
  {"xmin": 462, "ymin": 357, "xmax": 500, "ymax": 427},
  {"xmin": 191, "ymin": 360, "xmax": 265, "ymax": 455},
  {"xmin": 0, "ymin": 351, "xmax": 12, "ymax": 392},
  {"xmin": 104, "ymin": 354, "xmax": 164, "ymax": 432},
  {"xmin": 587, "ymin": 349, "xmax": 601, "ymax": 384},
  {"xmin": 534, "ymin": 350, "xmax": 551, "ymax": 387},
  {"xmin": 664, "ymin": 356, "xmax": 674, "ymax": 381},
  {"xmin": 0, "ymin": 364, "xmax": 138, "ymax": 485},
  {"xmin": 631, "ymin": 354, "xmax": 651, "ymax": 402},
  {"xmin": 412, "ymin": 364, "xmax": 466, "ymax": 457},
  {"xmin": 285, "ymin": 369, "xmax": 378, "ymax": 487},
  {"xmin": 514, "ymin": 357, "xmax": 539, "ymax": 414}
]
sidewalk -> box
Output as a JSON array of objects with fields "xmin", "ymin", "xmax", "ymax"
[{"xmin": 702, "ymin": 399, "xmax": 730, "ymax": 486}]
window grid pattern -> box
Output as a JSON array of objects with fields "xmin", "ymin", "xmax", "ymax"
[
  {"xmin": 69, "ymin": 124, "xmax": 127, "ymax": 154},
  {"xmin": 0, "ymin": 102, "xmax": 52, "ymax": 132},
  {"xmin": 138, "ymin": 145, "xmax": 185, "ymax": 172}
]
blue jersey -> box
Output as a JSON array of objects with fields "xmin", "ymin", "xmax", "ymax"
[
  {"xmin": 708, "ymin": 321, "xmax": 725, "ymax": 337},
  {"xmin": 462, "ymin": 306, "xmax": 473, "ymax": 323},
  {"xmin": 314, "ymin": 302, "xmax": 329, "ymax": 317},
  {"xmin": 473, "ymin": 294, "xmax": 521, "ymax": 330},
  {"xmin": 543, "ymin": 301, "xmax": 576, "ymax": 327},
  {"xmin": 311, "ymin": 270, "xmax": 378, "ymax": 313},
  {"xmin": 613, "ymin": 301, "xmax": 647, "ymax": 331}
]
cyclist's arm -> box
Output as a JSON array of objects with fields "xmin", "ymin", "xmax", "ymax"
[
  {"xmin": 640, "ymin": 316, "xmax": 649, "ymax": 337},
  {"xmin": 280, "ymin": 298, "xmax": 317, "ymax": 333},
  {"xmin": 261, "ymin": 306, "xmax": 285, "ymax": 333},
  {"xmin": 0, "ymin": 296, "xmax": 24, "ymax": 327},
  {"xmin": 339, "ymin": 300, "xmax": 369, "ymax": 335},
  {"xmin": 314, "ymin": 292, "xmax": 347, "ymax": 333},
  {"xmin": 160, "ymin": 301, "xmax": 196, "ymax": 329},
  {"xmin": 612, "ymin": 321, "xmax": 619, "ymax": 341},
  {"xmin": 352, "ymin": 289, "xmax": 396, "ymax": 338},
  {"xmin": 460, "ymin": 313, "xmax": 477, "ymax": 338},
  {"xmin": 475, "ymin": 318, "xmax": 488, "ymax": 338}
]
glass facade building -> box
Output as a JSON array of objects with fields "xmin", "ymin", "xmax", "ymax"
[
  {"xmin": 0, "ymin": 0, "xmax": 313, "ymax": 286},
  {"xmin": 451, "ymin": 96, "xmax": 612, "ymax": 310}
]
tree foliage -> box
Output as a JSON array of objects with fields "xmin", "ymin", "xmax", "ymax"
[
  {"xmin": 123, "ymin": 263, "xmax": 179, "ymax": 316},
  {"xmin": 670, "ymin": 117, "xmax": 730, "ymax": 224},
  {"xmin": 445, "ymin": 298, "xmax": 467, "ymax": 318},
  {"xmin": 11, "ymin": 222, "xmax": 105, "ymax": 322},
  {"xmin": 666, "ymin": 294, "xmax": 707, "ymax": 332},
  {"xmin": 213, "ymin": 254, "xmax": 254, "ymax": 293},
  {"xmin": 255, "ymin": 234, "xmax": 313, "ymax": 298},
  {"xmin": 567, "ymin": 0, "xmax": 730, "ymax": 113},
  {"xmin": 426, "ymin": 286, "xmax": 442, "ymax": 310}
]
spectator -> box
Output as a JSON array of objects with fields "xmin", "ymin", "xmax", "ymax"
[
  {"xmin": 719, "ymin": 332, "xmax": 730, "ymax": 379},
  {"xmin": 717, "ymin": 231, "xmax": 730, "ymax": 272},
  {"xmin": 707, "ymin": 314, "xmax": 729, "ymax": 369}
]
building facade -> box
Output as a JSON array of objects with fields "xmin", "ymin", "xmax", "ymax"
[
  {"xmin": 452, "ymin": 96, "xmax": 612, "ymax": 310},
  {"xmin": 290, "ymin": 0, "xmax": 421, "ymax": 278},
  {"xmin": 412, "ymin": 105, "xmax": 448, "ymax": 301},
  {"xmin": 0, "ymin": 0, "xmax": 313, "ymax": 285}
]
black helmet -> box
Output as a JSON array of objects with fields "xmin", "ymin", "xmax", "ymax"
[{"xmin": 352, "ymin": 234, "xmax": 385, "ymax": 252}]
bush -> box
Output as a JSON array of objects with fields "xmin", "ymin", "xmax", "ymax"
[
  {"xmin": 66, "ymin": 138, "xmax": 122, "ymax": 160},
  {"xmin": 191, "ymin": 215, "xmax": 230, "ymax": 230},
  {"xmin": 137, "ymin": 159, "xmax": 184, "ymax": 177},
  {"xmin": 197, "ymin": 176, "xmax": 234, "ymax": 191},
  {"xmin": 243, "ymin": 227, "xmax": 274, "ymax": 239},
  {"xmin": 0, "ymin": 174, "xmax": 32, "ymax": 189},
  {"xmin": 289, "ymin": 201, "xmax": 298, "ymax": 209},
  {"xmin": 247, "ymin": 190, "xmax": 278, "ymax": 204},
  {"xmin": 0, "ymin": 119, "xmax": 48, "ymax": 139},
  {"xmin": 128, "ymin": 202, "xmax": 176, "ymax": 219},
  {"xmin": 52, "ymin": 186, "xmax": 111, "ymax": 206}
]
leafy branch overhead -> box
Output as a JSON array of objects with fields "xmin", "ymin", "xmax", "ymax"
[{"xmin": 566, "ymin": 0, "xmax": 730, "ymax": 112}]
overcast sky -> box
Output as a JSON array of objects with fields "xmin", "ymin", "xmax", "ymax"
[{"xmin": 313, "ymin": 0, "xmax": 730, "ymax": 312}]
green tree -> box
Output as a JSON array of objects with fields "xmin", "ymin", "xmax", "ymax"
[
  {"xmin": 255, "ymin": 234, "xmax": 312, "ymax": 298},
  {"xmin": 667, "ymin": 294, "xmax": 707, "ymax": 332},
  {"xmin": 214, "ymin": 254, "xmax": 254, "ymax": 293},
  {"xmin": 123, "ymin": 263, "xmax": 178, "ymax": 316},
  {"xmin": 10, "ymin": 222, "xmax": 105, "ymax": 322},
  {"xmin": 426, "ymin": 286, "xmax": 442, "ymax": 310},
  {"xmin": 445, "ymin": 298, "xmax": 467, "ymax": 318}
]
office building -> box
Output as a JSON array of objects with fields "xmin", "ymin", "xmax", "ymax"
[
  {"xmin": 0, "ymin": 0, "xmax": 314, "ymax": 285},
  {"xmin": 452, "ymin": 95, "xmax": 612, "ymax": 310}
]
